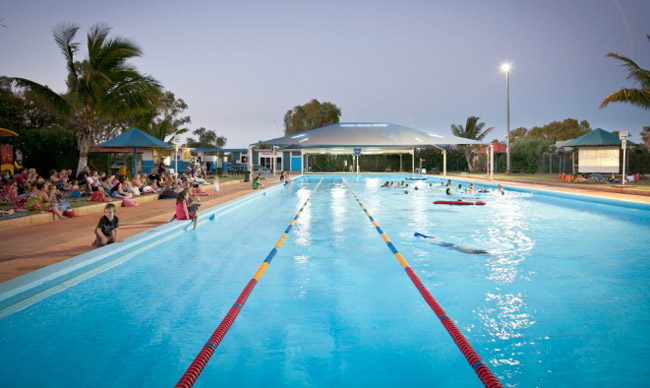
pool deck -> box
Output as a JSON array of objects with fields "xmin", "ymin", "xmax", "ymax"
[
  {"xmin": 0, "ymin": 177, "xmax": 282, "ymax": 283},
  {"xmin": 446, "ymin": 173, "xmax": 650, "ymax": 204}
]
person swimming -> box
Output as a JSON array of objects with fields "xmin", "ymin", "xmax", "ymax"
[
  {"xmin": 446, "ymin": 188, "xmax": 453, "ymax": 195},
  {"xmin": 497, "ymin": 184, "xmax": 505, "ymax": 195},
  {"xmin": 446, "ymin": 179, "xmax": 452, "ymax": 186},
  {"xmin": 479, "ymin": 186, "xmax": 489, "ymax": 193},
  {"xmin": 381, "ymin": 181, "xmax": 390, "ymax": 187}
]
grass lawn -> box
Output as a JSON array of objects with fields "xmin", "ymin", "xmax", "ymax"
[{"xmin": 462, "ymin": 172, "xmax": 650, "ymax": 191}]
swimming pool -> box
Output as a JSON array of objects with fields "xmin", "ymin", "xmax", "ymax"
[{"xmin": 1, "ymin": 174, "xmax": 649, "ymax": 387}]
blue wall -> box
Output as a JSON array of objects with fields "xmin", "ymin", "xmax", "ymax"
[
  {"xmin": 291, "ymin": 156, "xmax": 302, "ymax": 172},
  {"xmin": 141, "ymin": 160, "xmax": 154, "ymax": 174}
]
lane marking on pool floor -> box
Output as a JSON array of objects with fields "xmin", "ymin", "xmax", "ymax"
[
  {"xmin": 175, "ymin": 177, "xmax": 323, "ymax": 388},
  {"xmin": 342, "ymin": 178, "xmax": 502, "ymax": 388}
]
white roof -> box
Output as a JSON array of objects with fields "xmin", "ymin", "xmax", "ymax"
[{"xmin": 255, "ymin": 122, "xmax": 484, "ymax": 148}]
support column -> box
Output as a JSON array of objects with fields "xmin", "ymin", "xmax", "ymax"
[
  {"xmin": 305, "ymin": 151, "xmax": 309, "ymax": 174},
  {"xmin": 247, "ymin": 145, "xmax": 253, "ymax": 176},
  {"xmin": 572, "ymin": 151, "xmax": 575, "ymax": 174},
  {"xmin": 399, "ymin": 154, "xmax": 403, "ymax": 172},
  {"xmin": 301, "ymin": 149, "xmax": 304, "ymax": 175},
  {"xmin": 411, "ymin": 148, "xmax": 415, "ymax": 174},
  {"xmin": 489, "ymin": 144, "xmax": 494, "ymax": 181},
  {"xmin": 443, "ymin": 149, "xmax": 447, "ymax": 177}
]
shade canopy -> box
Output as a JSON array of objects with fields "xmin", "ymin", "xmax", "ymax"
[
  {"xmin": 95, "ymin": 128, "xmax": 170, "ymax": 175},
  {"xmin": 563, "ymin": 128, "xmax": 632, "ymax": 147},
  {"xmin": 96, "ymin": 128, "xmax": 171, "ymax": 148},
  {"xmin": 255, "ymin": 122, "xmax": 484, "ymax": 148},
  {"xmin": 0, "ymin": 128, "xmax": 19, "ymax": 137},
  {"xmin": 475, "ymin": 141, "xmax": 508, "ymax": 154}
]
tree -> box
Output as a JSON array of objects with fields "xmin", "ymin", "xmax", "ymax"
[
  {"xmin": 509, "ymin": 127, "xmax": 528, "ymax": 143},
  {"xmin": 642, "ymin": 126, "xmax": 650, "ymax": 148},
  {"xmin": 283, "ymin": 99, "xmax": 341, "ymax": 135},
  {"xmin": 450, "ymin": 116, "xmax": 493, "ymax": 172},
  {"xmin": 526, "ymin": 118, "xmax": 591, "ymax": 142},
  {"xmin": 128, "ymin": 91, "xmax": 191, "ymax": 141},
  {"xmin": 12, "ymin": 22, "xmax": 161, "ymax": 174},
  {"xmin": 186, "ymin": 127, "xmax": 226, "ymax": 148},
  {"xmin": 600, "ymin": 34, "xmax": 650, "ymax": 110},
  {"xmin": 511, "ymin": 138, "xmax": 553, "ymax": 173}
]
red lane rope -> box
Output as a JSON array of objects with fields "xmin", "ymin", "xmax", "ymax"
[
  {"xmin": 344, "ymin": 180, "xmax": 502, "ymax": 388},
  {"xmin": 175, "ymin": 178, "xmax": 323, "ymax": 388}
]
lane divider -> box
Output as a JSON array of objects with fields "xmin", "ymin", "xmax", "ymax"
[
  {"xmin": 176, "ymin": 178, "xmax": 324, "ymax": 388},
  {"xmin": 342, "ymin": 179, "xmax": 502, "ymax": 388}
]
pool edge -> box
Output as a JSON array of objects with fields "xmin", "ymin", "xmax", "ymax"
[{"xmin": 0, "ymin": 180, "xmax": 293, "ymax": 318}]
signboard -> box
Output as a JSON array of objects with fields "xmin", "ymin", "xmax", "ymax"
[
  {"xmin": 353, "ymin": 147, "xmax": 361, "ymax": 156},
  {"xmin": 320, "ymin": 148, "xmax": 325, "ymax": 154},
  {"xmin": 172, "ymin": 136, "xmax": 182, "ymax": 145},
  {"xmin": 619, "ymin": 131, "xmax": 629, "ymax": 140},
  {"xmin": 621, "ymin": 138, "xmax": 627, "ymax": 149}
]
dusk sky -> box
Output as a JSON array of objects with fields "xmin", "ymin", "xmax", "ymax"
[{"xmin": 2, "ymin": 0, "xmax": 649, "ymax": 147}]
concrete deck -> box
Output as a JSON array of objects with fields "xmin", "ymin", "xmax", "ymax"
[
  {"xmin": 447, "ymin": 174, "xmax": 650, "ymax": 204},
  {"xmin": 0, "ymin": 178, "xmax": 281, "ymax": 283}
]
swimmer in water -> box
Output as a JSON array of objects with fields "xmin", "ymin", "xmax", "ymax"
[
  {"xmin": 446, "ymin": 188, "xmax": 453, "ymax": 195},
  {"xmin": 479, "ymin": 186, "xmax": 489, "ymax": 193},
  {"xmin": 446, "ymin": 179, "xmax": 452, "ymax": 186},
  {"xmin": 497, "ymin": 184, "xmax": 505, "ymax": 195}
]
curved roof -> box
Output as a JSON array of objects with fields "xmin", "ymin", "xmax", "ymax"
[
  {"xmin": 96, "ymin": 128, "xmax": 171, "ymax": 148},
  {"xmin": 255, "ymin": 122, "xmax": 483, "ymax": 148}
]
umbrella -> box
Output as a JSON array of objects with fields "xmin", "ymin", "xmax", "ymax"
[
  {"xmin": 0, "ymin": 128, "xmax": 19, "ymax": 137},
  {"xmin": 95, "ymin": 128, "xmax": 171, "ymax": 174}
]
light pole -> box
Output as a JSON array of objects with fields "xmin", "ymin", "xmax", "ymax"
[{"xmin": 501, "ymin": 62, "xmax": 511, "ymax": 174}]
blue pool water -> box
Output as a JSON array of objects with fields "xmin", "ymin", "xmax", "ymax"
[{"xmin": 1, "ymin": 174, "xmax": 650, "ymax": 387}]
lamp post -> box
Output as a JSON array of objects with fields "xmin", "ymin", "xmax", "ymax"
[{"xmin": 501, "ymin": 62, "xmax": 511, "ymax": 174}]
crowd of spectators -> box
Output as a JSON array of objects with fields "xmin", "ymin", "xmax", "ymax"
[{"xmin": 0, "ymin": 161, "xmax": 212, "ymax": 219}]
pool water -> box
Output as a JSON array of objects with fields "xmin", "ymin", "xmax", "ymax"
[{"xmin": 1, "ymin": 175, "xmax": 649, "ymax": 387}]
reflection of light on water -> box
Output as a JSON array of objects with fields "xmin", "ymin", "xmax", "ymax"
[
  {"xmin": 408, "ymin": 188, "xmax": 429, "ymax": 226},
  {"xmin": 365, "ymin": 177, "xmax": 382, "ymax": 191},
  {"xmin": 483, "ymin": 196, "xmax": 535, "ymax": 284},
  {"xmin": 472, "ymin": 194, "xmax": 538, "ymax": 378},
  {"xmin": 295, "ymin": 187, "xmax": 312, "ymax": 246},
  {"xmin": 293, "ymin": 255, "xmax": 310, "ymax": 298},
  {"xmin": 330, "ymin": 185, "xmax": 346, "ymax": 233},
  {"xmin": 474, "ymin": 292, "xmax": 535, "ymax": 372}
]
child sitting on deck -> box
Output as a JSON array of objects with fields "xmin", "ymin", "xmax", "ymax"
[
  {"xmin": 174, "ymin": 190, "xmax": 198, "ymax": 230},
  {"xmin": 93, "ymin": 203, "xmax": 119, "ymax": 247},
  {"xmin": 252, "ymin": 175, "xmax": 264, "ymax": 190}
]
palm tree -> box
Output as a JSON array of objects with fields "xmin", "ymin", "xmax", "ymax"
[
  {"xmin": 12, "ymin": 22, "xmax": 161, "ymax": 174},
  {"xmin": 600, "ymin": 34, "xmax": 650, "ymax": 110},
  {"xmin": 451, "ymin": 116, "xmax": 493, "ymax": 172}
]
